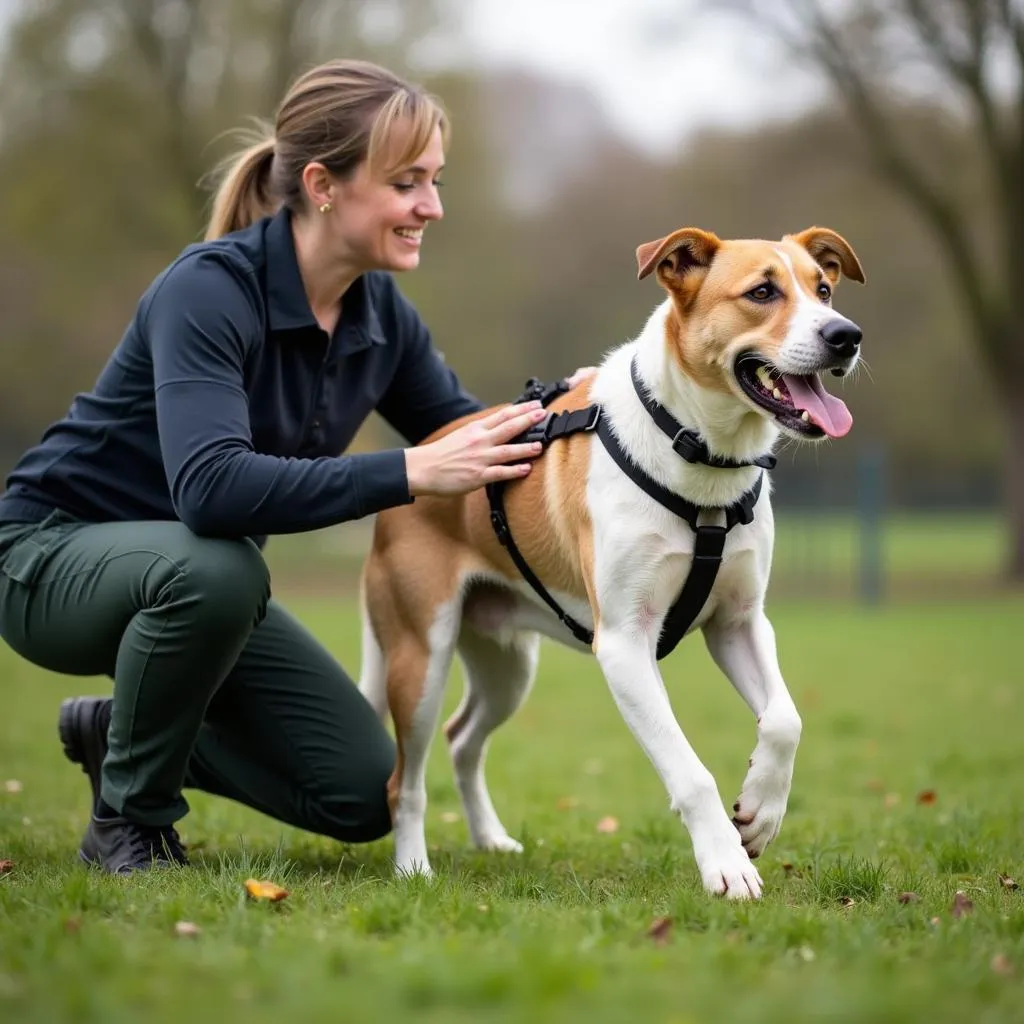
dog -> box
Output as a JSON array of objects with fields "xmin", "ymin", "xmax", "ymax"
[{"xmin": 358, "ymin": 225, "xmax": 865, "ymax": 899}]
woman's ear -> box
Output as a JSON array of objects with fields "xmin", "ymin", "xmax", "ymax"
[{"xmin": 300, "ymin": 162, "xmax": 334, "ymax": 212}]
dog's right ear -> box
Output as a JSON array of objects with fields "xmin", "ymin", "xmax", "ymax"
[{"xmin": 636, "ymin": 228, "xmax": 721, "ymax": 283}]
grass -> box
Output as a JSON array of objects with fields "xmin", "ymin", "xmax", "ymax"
[{"xmin": 2, "ymin": 589, "xmax": 1024, "ymax": 1023}]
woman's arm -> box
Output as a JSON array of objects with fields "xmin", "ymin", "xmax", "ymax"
[{"xmin": 148, "ymin": 253, "xmax": 413, "ymax": 536}]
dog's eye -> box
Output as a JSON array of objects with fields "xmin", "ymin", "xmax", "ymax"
[
  {"xmin": 817, "ymin": 282, "xmax": 832, "ymax": 302},
  {"xmin": 746, "ymin": 282, "xmax": 778, "ymax": 303}
]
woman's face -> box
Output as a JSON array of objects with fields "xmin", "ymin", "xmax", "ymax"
[{"xmin": 325, "ymin": 123, "xmax": 445, "ymax": 274}]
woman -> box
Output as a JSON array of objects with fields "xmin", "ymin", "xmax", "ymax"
[{"xmin": 0, "ymin": 59, "xmax": 587, "ymax": 874}]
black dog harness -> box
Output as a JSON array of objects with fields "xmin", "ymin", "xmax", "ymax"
[{"xmin": 486, "ymin": 357, "xmax": 777, "ymax": 660}]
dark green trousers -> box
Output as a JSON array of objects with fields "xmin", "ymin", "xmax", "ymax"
[{"xmin": 0, "ymin": 512, "xmax": 394, "ymax": 840}]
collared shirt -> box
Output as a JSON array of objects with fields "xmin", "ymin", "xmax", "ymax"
[{"xmin": 0, "ymin": 207, "xmax": 483, "ymax": 541}]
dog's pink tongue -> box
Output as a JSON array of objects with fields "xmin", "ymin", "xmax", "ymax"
[{"xmin": 781, "ymin": 374, "xmax": 853, "ymax": 438}]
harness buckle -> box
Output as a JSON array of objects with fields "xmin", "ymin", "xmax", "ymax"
[
  {"xmin": 671, "ymin": 429, "xmax": 706, "ymax": 463},
  {"xmin": 490, "ymin": 509, "xmax": 511, "ymax": 545},
  {"xmin": 693, "ymin": 524, "xmax": 728, "ymax": 561}
]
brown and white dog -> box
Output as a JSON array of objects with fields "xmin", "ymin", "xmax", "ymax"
[{"xmin": 358, "ymin": 226, "xmax": 865, "ymax": 899}]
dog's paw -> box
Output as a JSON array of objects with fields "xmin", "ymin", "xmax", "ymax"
[
  {"xmin": 394, "ymin": 855, "xmax": 434, "ymax": 879},
  {"xmin": 475, "ymin": 831, "xmax": 524, "ymax": 854},
  {"xmin": 732, "ymin": 759, "xmax": 792, "ymax": 858},
  {"xmin": 694, "ymin": 833, "xmax": 763, "ymax": 900}
]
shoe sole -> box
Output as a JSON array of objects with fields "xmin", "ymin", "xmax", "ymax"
[{"xmin": 58, "ymin": 697, "xmax": 107, "ymax": 807}]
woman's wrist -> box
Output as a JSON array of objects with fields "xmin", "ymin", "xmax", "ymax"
[{"xmin": 403, "ymin": 446, "xmax": 430, "ymax": 497}]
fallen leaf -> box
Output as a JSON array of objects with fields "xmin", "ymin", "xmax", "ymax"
[
  {"xmin": 0, "ymin": 860, "xmax": 13, "ymax": 876},
  {"xmin": 897, "ymin": 891, "xmax": 920, "ymax": 904},
  {"xmin": 951, "ymin": 891, "xmax": 974, "ymax": 918},
  {"xmin": 998, "ymin": 873, "xmax": 1019, "ymax": 891},
  {"xmin": 63, "ymin": 917, "xmax": 81, "ymax": 935},
  {"xmin": 174, "ymin": 921, "xmax": 201, "ymax": 938},
  {"xmin": 916, "ymin": 789, "xmax": 937, "ymax": 806},
  {"xmin": 884, "ymin": 793, "xmax": 900, "ymax": 809},
  {"xmin": 3, "ymin": 780, "xmax": 22, "ymax": 794},
  {"xmin": 991, "ymin": 953, "xmax": 1014, "ymax": 976},
  {"xmin": 556, "ymin": 796, "xmax": 579, "ymax": 810},
  {"xmin": 596, "ymin": 815, "xmax": 619, "ymax": 834},
  {"xmin": 839, "ymin": 896, "xmax": 856, "ymax": 909},
  {"xmin": 244, "ymin": 879, "xmax": 289, "ymax": 903},
  {"xmin": 439, "ymin": 811, "xmax": 460, "ymax": 824},
  {"xmin": 781, "ymin": 862, "xmax": 804, "ymax": 879},
  {"xmin": 647, "ymin": 916, "xmax": 673, "ymax": 946}
]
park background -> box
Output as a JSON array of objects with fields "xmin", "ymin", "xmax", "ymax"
[{"xmin": 1, "ymin": 3, "xmax": 1023, "ymax": 1023}]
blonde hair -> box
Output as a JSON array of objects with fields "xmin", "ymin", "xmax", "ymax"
[{"xmin": 204, "ymin": 59, "xmax": 449, "ymax": 240}]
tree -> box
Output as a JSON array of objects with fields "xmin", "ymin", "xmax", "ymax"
[{"xmin": 720, "ymin": 0, "xmax": 1024, "ymax": 579}]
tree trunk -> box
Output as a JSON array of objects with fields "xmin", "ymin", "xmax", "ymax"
[{"xmin": 1001, "ymin": 376, "xmax": 1024, "ymax": 581}]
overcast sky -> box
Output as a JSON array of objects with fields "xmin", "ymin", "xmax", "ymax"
[{"xmin": 435, "ymin": 0, "xmax": 824, "ymax": 155}]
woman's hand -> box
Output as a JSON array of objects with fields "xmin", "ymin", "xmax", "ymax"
[{"xmin": 404, "ymin": 402, "xmax": 548, "ymax": 497}]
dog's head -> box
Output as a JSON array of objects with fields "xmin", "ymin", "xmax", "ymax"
[{"xmin": 636, "ymin": 226, "xmax": 866, "ymax": 440}]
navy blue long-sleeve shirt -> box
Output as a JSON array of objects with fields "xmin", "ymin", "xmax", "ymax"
[{"xmin": 0, "ymin": 207, "xmax": 483, "ymax": 541}]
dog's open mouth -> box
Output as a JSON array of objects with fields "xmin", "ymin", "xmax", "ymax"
[{"xmin": 734, "ymin": 354, "xmax": 853, "ymax": 439}]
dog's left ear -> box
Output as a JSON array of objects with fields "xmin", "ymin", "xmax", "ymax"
[
  {"xmin": 789, "ymin": 227, "xmax": 866, "ymax": 285},
  {"xmin": 636, "ymin": 228, "xmax": 721, "ymax": 283}
]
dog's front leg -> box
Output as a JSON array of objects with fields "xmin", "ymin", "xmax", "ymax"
[
  {"xmin": 595, "ymin": 627, "xmax": 763, "ymax": 899},
  {"xmin": 703, "ymin": 611, "xmax": 802, "ymax": 859}
]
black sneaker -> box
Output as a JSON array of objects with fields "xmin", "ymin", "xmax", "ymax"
[
  {"xmin": 58, "ymin": 696, "xmax": 111, "ymax": 807},
  {"xmin": 79, "ymin": 815, "xmax": 188, "ymax": 874}
]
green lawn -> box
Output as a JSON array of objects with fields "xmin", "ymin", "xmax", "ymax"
[{"xmin": 2, "ymin": 592, "xmax": 1023, "ymax": 1023}]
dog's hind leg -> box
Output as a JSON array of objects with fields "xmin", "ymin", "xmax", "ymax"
[
  {"xmin": 445, "ymin": 626, "xmax": 540, "ymax": 853},
  {"xmin": 702, "ymin": 611, "xmax": 802, "ymax": 860},
  {"xmin": 357, "ymin": 577, "xmax": 389, "ymax": 723},
  {"xmin": 386, "ymin": 597, "xmax": 462, "ymax": 878}
]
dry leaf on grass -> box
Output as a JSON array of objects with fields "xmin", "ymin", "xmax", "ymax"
[
  {"xmin": 596, "ymin": 815, "xmax": 619, "ymax": 834},
  {"xmin": 839, "ymin": 897, "xmax": 856, "ymax": 909},
  {"xmin": 897, "ymin": 892, "xmax": 920, "ymax": 904},
  {"xmin": 0, "ymin": 860, "xmax": 13, "ymax": 876},
  {"xmin": 998, "ymin": 874, "xmax": 1019, "ymax": 891},
  {"xmin": 951, "ymin": 891, "xmax": 974, "ymax": 918},
  {"xmin": 3, "ymin": 781, "xmax": 22, "ymax": 794},
  {"xmin": 991, "ymin": 954, "xmax": 1014, "ymax": 976},
  {"xmin": 244, "ymin": 879, "xmax": 289, "ymax": 903},
  {"xmin": 916, "ymin": 789, "xmax": 937, "ymax": 806},
  {"xmin": 63, "ymin": 917, "xmax": 82, "ymax": 935},
  {"xmin": 174, "ymin": 921, "xmax": 201, "ymax": 938},
  {"xmin": 646, "ymin": 916, "xmax": 673, "ymax": 946}
]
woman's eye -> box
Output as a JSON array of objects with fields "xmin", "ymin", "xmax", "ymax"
[
  {"xmin": 746, "ymin": 283, "xmax": 777, "ymax": 302},
  {"xmin": 392, "ymin": 183, "xmax": 415, "ymax": 193}
]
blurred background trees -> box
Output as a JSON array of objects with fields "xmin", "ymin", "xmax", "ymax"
[{"xmin": 0, "ymin": 0, "xmax": 1019, "ymax": 582}]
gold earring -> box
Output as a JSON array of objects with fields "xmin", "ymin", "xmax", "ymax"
[{"xmin": 319, "ymin": 201, "xmax": 332, "ymax": 214}]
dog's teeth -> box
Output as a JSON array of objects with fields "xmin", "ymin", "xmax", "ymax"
[
  {"xmin": 801, "ymin": 411, "xmax": 810, "ymax": 422},
  {"xmin": 756, "ymin": 367, "xmax": 773, "ymax": 389},
  {"xmin": 773, "ymin": 388, "xmax": 782, "ymax": 400}
]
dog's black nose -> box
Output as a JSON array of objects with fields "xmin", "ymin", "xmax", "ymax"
[{"xmin": 819, "ymin": 319, "xmax": 862, "ymax": 359}]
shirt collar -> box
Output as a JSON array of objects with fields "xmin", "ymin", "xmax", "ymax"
[{"xmin": 264, "ymin": 206, "xmax": 388, "ymax": 349}]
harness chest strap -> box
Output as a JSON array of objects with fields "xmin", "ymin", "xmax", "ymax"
[{"xmin": 485, "ymin": 389, "xmax": 765, "ymax": 660}]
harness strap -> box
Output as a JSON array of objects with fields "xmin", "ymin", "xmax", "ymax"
[
  {"xmin": 487, "ymin": 378, "xmax": 766, "ymax": 660},
  {"xmin": 486, "ymin": 400, "xmax": 600, "ymax": 648},
  {"xmin": 630, "ymin": 356, "xmax": 777, "ymax": 471}
]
